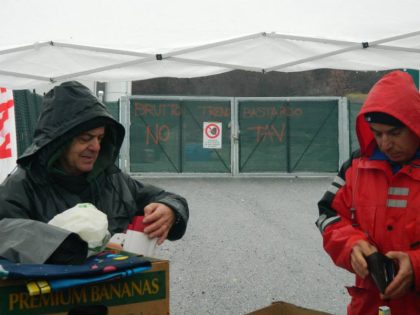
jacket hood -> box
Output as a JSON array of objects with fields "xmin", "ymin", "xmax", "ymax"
[
  {"xmin": 356, "ymin": 70, "xmax": 420, "ymax": 156},
  {"xmin": 18, "ymin": 81, "xmax": 125, "ymax": 173}
]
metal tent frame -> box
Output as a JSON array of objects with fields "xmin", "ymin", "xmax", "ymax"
[{"xmin": 1, "ymin": 30, "xmax": 420, "ymax": 89}]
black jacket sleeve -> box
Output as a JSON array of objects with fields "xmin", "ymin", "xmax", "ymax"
[{"xmin": 122, "ymin": 173, "xmax": 189, "ymax": 240}]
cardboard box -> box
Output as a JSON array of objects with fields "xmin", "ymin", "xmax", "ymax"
[
  {"xmin": 248, "ymin": 301, "xmax": 332, "ymax": 315},
  {"xmin": 0, "ymin": 258, "xmax": 169, "ymax": 315}
]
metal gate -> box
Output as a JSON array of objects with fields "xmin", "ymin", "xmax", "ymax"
[
  {"xmin": 119, "ymin": 96, "xmax": 349, "ymax": 176},
  {"xmin": 120, "ymin": 96, "xmax": 232, "ymax": 174}
]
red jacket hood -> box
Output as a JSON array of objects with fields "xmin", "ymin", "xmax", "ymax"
[{"xmin": 356, "ymin": 70, "xmax": 420, "ymax": 156}]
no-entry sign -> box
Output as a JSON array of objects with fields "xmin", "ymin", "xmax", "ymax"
[{"xmin": 203, "ymin": 122, "xmax": 222, "ymax": 149}]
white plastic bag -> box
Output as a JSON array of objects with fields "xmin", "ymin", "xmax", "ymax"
[{"xmin": 48, "ymin": 203, "xmax": 110, "ymax": 256}]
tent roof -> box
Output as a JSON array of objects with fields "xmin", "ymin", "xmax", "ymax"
[{"xmin": 2, "ymin": 0, "xmax": 420, "ymax": 89}]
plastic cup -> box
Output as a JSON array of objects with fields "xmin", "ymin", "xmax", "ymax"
[{"xmin": 123, "ymin": 216, "xmax": 157, "ymax": 256}]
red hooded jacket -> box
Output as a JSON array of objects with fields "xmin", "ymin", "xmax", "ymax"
[{"xmin": 317, "ymin": 70, "xmax": 420, "ymax": 315}]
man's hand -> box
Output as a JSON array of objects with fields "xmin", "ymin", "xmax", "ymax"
[
  {"xmin": 381, "ymin": 251, "xmax": 414, "ymax": 299},
  {"xmin": 142, "ymin": 203, "xmax": 175, "ymax": 245},
  {"xmin": 351, "ymin": 240, "xmax": 378, "ymax": 278}
]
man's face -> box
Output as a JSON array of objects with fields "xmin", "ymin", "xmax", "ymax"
[
  {"xmin": 369, "ymin": 122, "xmax": 420, "ymax": 163},
  {"xmin": 58, "ymin": 127, "xmax": 105, "ymax": 175}
]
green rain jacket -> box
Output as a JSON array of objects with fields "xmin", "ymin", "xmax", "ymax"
[{"xmin": 0, "ymin": 81, "xmax": 189, "ymax": 264}]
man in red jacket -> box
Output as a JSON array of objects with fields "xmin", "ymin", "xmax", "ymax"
[{"xmin": 317, "ymin": 70, "xmax": 420, "ymax": 315}]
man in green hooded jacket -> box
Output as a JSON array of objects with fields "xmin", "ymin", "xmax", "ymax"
[{"xmin": 0, "ymin": 81, "xmax": 189, "ymax": 264}]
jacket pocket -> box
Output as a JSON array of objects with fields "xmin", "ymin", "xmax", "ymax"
[{"xmin": 405, "ymin": 206, "xmax": 420, "ymax": 249}]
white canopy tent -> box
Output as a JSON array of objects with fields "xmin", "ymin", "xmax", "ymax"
[{"xmin": 1, "ymin": 0, "xmax": 420, "ymax": 90}]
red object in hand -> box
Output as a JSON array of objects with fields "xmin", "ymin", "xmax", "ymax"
[{"xmin": 128, "ymin": 216, "xmax": 148, "ymax": 232}]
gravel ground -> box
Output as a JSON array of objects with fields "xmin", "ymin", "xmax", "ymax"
[{"xmin": 138, "ymin": 177, "xmax": 354, "ymax": 315}]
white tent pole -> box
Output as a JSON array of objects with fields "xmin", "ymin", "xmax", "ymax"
[
  {"xmin": 161, "ymin": 33, "xmax": 264, "ymax": 57},
  {"xmin": 267, "ymin": 33, "xmax": 357, "ymax": 46},
  {"xmin": 52, "ymin": 42, "xmax": 153, "ymax": 58},
  {"xmin": 168, "ymin": 56, "xmax": 263, "ymax": 72},
  {"xmin": 368, "ymin": 30, "xmax": 420, "ymax": 45},
  {"xmin": 265, "ymin": 44, "xmax": 362, "ymax": 72},
  {"xmin": 52, "ymin": 56, "xmax": 156, "ymax": 82},
  {"xmin": 52, "ymin": 35, "xmax": 266, "ymax": 81},
  {"xmin": 0, "ymin": 42, "xmax": 50, "ymax": 55},
  {"xmin": 0, "ymin": 70, "xmax": 52, "ymax": 82},
  {"xmin": 2, "ymin": 30, "xmax": 420, "ymax": 85},
  {"xmin": 363, "ymin": 30, "xmax": 420, "ymax": 54},
  {"xmin": 370, "ymin": 45, "xmax": 420, "ymax": 54},
  {"xmin": 0, "ymin": 41, "xmax": 156, "ymax": 83},
  {"xmin": 54, "ymin": 54, "xmax": 264, "ymax": 82},
  {"xmin": 164, "ymin": 30, "xmax": 420, "ymax": 74},
  {"xmin": 266, "ymin": 30, "xmax": 420, "ymax": 72},
  {"xmin": 268, "ymin": 31, "xmax": 420, "ymax": 51}
]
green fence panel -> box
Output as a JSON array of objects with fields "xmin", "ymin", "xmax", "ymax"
[
  {"xmin": 348, "ymin": 100, "xmax": 363, "ymax": 153},
  {"xmin": 289, "ymin": 100, "xmax": 338, "ymax": 172},
  {"xmin": 238, "ymin": 100, "xmax": 339, "ymax": 172},
  {"xmin": 238, "ymin": 101, "xmax": 288, "ymax": 172},
  {"xmin": 13, "ymin": 90, "xmax": 43, "ymax": 156},
  {"xmin": 130, "ymin": 99, "xmax": 181, "ymax": 172},
  {"xmin": 105, "ymin": 101, "xmax": 119, "ymax": 121},
  {"xmin": 182, "ymin": 100, "xmax": 231, "ymax": 172},
  {"xmin": 13, "ymin": 92, "xmax": 344, "ymax": 174},
  {"xmin": 129, "ymin": 98, "xmax": 231, "ymax": 173},
  {"xmin": 104, "ymin": 100, "xmax": 120, "ymax": 167}
]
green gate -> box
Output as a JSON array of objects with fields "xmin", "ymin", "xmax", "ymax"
[
  {"xmin": 13, "ymin": 92, "xmax": 347, "ymax": 175},
  {"xmin": 128, "ymin": 97, "xmax": 232, "ymax": 173},
  {"xmin": 348, "ymin": 99, "xmax": 363, "ymax": 153},
  {"xmin": 237, "ymin": 98, "xmax": 340, "ymax": 173}
]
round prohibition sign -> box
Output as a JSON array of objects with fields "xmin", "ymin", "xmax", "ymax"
[{"xmin": 205, "ymin": 123, "xmax": 220, "ymax": 139}]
